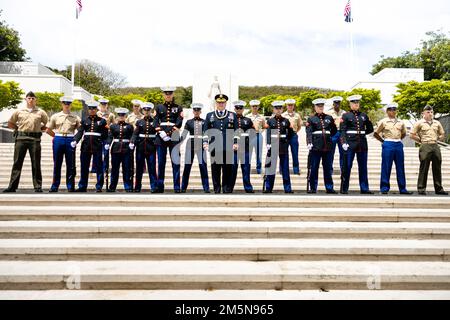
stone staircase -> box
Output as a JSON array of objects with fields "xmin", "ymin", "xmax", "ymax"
[{"xmin": 0, "ymin": 131, "xmax": 449, "ymax": 299}]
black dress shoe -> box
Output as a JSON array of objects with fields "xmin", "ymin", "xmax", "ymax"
[
  {"xmin": 67, "ymin": 189, "xmax": 75, "ymax": 193},
  {"xmin": 125, "ymin": 189, "xmax": 133, "ymax": 193},
  {"xmin": 263, "ymin": 190, "xmax": 272, "ymax": 193},
  {"xmin": 75, "ymin": 189, "xmax": 87, "ymax": 192},
  {"xmin": 214, "ymin": 191, "xmax": 221, "ymax": 194},
  {"xmin": 2, "ymin": 188, "xmax": 16, "ymax": 193},
  {"xmin": 174, "ymin": 190, "xmax": 181, "ymax": 193},
  {"xmin": 285, "ymin": 190, "xmax": 294, "ymax": 194},
  {"xmin": 135, "ymin": 189, "xmax": 142, "ymax": 193},
  {"xmin": 326, "ymin": 189, "xmax": 337, "ymax": 194},
  {"xmin": 361, "ymin": 190, "xmax": 374, "ymax": 195},
  {"xmin": 180, "ymin": 190, "xmax": 187, "ymax": 193},
  {"xmin": 340, "ymin": 191, "xmax": 348, "ymax": 194},
  {"xmin": 245, "ymin": 190, "xmax": 255, "ymax": 193},
  {"xmin": 436, "ymin": 191, "xmax": 449, "ymax": 195},
  {"xmin": 106, "ymin": 189, "xmax": 115, "ymax": 193},
  {"xmin": 381, "ymin": 191, "xmax": 389, "ymax": 195},
  {"xmin": 400, "ymin": 191, "xmax": 413, "ymax": 195},
  {"xmin": 48, "ymin": 189, "xmax": 58, "ymax": 193},
  {"xmin": 418, "ymin": 191, "xmax": 427, "ymax": 195},
  {"xmin": 34, "ymin": 188, "xmax": 43, "ymax": 193},
  {"xmin": 204, "ymin": 190, "xmax": 211, "ymax": 193},
  {"xmin": 307, "ymin": 190, "xmax": 317, "ymax": 194},
  {"xmin": 96, "ymin": 189, "xmax": 102, "ymax": 193}
]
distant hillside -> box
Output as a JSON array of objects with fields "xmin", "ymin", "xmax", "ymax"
[{"xmin": 116, "ymin": 85, "xmax": 336, "ymax": 103}]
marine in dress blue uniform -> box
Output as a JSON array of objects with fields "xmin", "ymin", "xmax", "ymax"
[
  {"xmin": 72, "ymin": 101, "xmax": 108, "ymax": 192},
  {"xmin": 339, "ymin": 95, "xmax": 374, "ymax": 194},
  {"xmin": 131, "ymin": 103, "xmax": 158, "ymax": 193},
  {"xmin": 230, "ymin": 100, "xmax": 254, "ymax": 193},
  {"xmin": 153, "ymin": 87, "xmax": 184, "ymax": 193},
  {"xmin": 92, "ymin": 98, "xmax": 114, "ymax": 178},
  {"xmin": 46, "ymin": 96, "xmax": 81, "ymax": 192},
  {"xmin": 202, "ymin": 94, "xmax": 239, "ymax": 194},
  {"xmin": 328, "ymin": 96, "xmax": 345, "ymax": 173},
  {"xmin": 181, "ymin": 103, "xmax": 210, "ymax": 193},
  {"xmin": 305, "ymin": 98, "xmax": 338, "ymax": 194},
  {"xmin": 106, "ymin": 108, "xmax": 134, "ymax": 192},
  {"xmin": 263, "ymin": 101, "xmax": 294, "ymax": 193}
]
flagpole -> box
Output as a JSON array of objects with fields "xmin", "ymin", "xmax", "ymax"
[
  {"xmin": 72, "ymin": 6, "xmax": 79, "ymax": 95},
  {"xmin": 349, "ymin": 19, "xmax": 354, "ymax": 84}
]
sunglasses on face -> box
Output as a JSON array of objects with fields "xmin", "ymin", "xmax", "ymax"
[
  {"xmin": 235, "ymin": 106, "xmax": 244, "ymax": 110},
  {"xmin": 350, "ymin": 100, "xmax": 360, "ymax": 103},
  {"xmin": 163, "ymin": 92, "xmax": 174, "ymax": 95},
  {"xmin": 63, "ymin": 102, "xmax": 72, "ymax": 106},
  {"xmin": 100, "ymin": 102, "xmax": 108, "ymax": 105}
]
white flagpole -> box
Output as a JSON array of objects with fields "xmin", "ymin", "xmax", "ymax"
[{"xmin": 71, "ymin": 6, "xmax": 78, "ymax": 94}]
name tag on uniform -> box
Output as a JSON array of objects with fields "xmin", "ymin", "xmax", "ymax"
[{"xmin": 172, "ymin": 108, "xmax": 178, "ymax": 113}]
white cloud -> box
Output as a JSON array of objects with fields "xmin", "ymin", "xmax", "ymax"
[{"xmin": 1, "ymin": 0, "xmax": 449, "ymax": 90}]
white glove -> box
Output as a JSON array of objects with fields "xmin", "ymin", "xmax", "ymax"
[
  {"xmin": 159, "ymin": 130, "xmax": 171, "ymax": 142},
  {"xmin": 203, "ymin": 143, "xmax": 209, "ymax": 151},
  {"xmin": 266, "ymin": 144, "xmax": 271, "ymax": 150},
  {"xmin": 129, "ymin": 143, "xmax": 135, "ymax": 150},
  {"xmin": 307, "ymin": 143, "xmax": 313, "ymax": 151},
  {"xmin": 342, "ymin": 143, "xmax": 349, "ymax": 151},
  {"xmin": 70, "ymin": 141, "xmax": 77, "ymax": 149},
  {"xmin": 104, "ymin": 144, "xmax": 110, "ymax": 151}
]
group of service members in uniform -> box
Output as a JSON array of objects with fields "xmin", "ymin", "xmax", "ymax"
[{"xmin": 2, "ymin": 89, "xmax": 448, "ymax": 195}]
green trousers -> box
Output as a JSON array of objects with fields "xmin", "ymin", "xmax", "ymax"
[
  {"xmin": 8, "ymin": 137, "xmax": 42, "ymax": 190},
  {"xmin": 417, "ymin": 143, "xmax": 443, "ymax": 192}
]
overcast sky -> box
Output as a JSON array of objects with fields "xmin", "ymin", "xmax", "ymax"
[{"xmin": 1, "ymin": 0, "xmax": 449, "ymax": 89}]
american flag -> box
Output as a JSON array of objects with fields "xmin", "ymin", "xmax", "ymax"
[
  {"xmin": 344, "ymin": 0, "xmax": 352, "ymax": 23},
  {"xmin": 76, "ymin": 0, "xmax": 83, "ymax": 19}
]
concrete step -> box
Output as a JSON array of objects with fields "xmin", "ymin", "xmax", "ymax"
[
  {"xmin": 1, "ymin": 289, "xmax": 449, "ymax": 300},
  {"xmin": 1, "ymin": 221, "xmax": 449, "ymax": 239},
  {"xmin": 1, "ymin": 206, "xmax": 449, "ymax": 222},
  {"xmin": 0, "ymin": 260, "xmax": 449, "ymax": 290},
  {"xmin": 0, "ymin": 194, "xmax": 448, "ymax": 209},
  {"xmin": 1, "ymin": 180, "xmax": 447, "ymax": 192},
  {"xmin": 0, "ymin": 238, "xmax": 449, "ymax": 261}
]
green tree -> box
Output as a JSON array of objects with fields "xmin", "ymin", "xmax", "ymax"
[
  {"xmin": 144, "ymin": 90, "xmax": 164, "ymax": 105},
  {"xmin": 178, "ymin": 87, "xmax": 192, "ymax": 107},
  {"xmin": 371, "ymin": 30, "xmax": 450, "ymax": 80},
  {"xmin": 0, "ymin": 10, "xmax": 28, "ymax": 61},
  {"xmin": 340, "ymin": 88, "xmax": 382, "ymax": 113},
  {"xmin": 394, "ymin": 80, "xmax": 450, "ymax": 119},
  {"xmin": 105, "ymin": 93, "xmax": 146, "ymax": 110},
  {"xmin": 0, "ymin": 80, "xmax": 23, "ymax": 111},
  {"xmin": 35, "ymin": 92, "xmax": 83, "ymax": 113}
]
